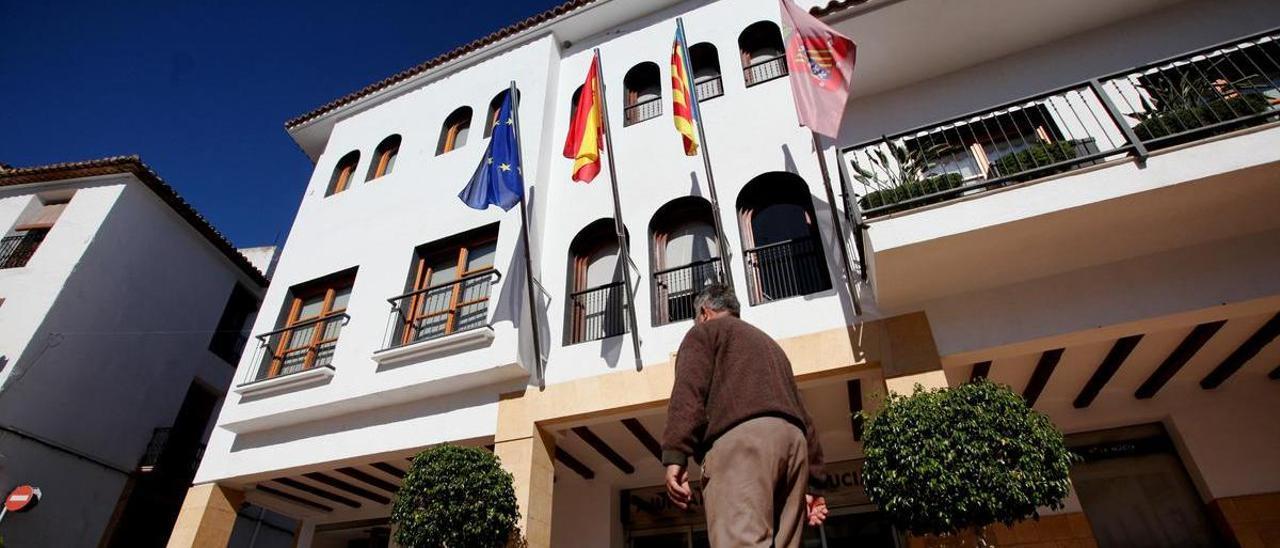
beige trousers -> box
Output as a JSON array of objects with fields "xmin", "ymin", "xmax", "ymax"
[{"xmin": 702, "ymin": 416, "xmax": 808, "ymax": 548}]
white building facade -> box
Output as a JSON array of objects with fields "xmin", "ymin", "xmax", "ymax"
[
  {"xmin": 176, "ymin": 0, "xmax": 1280, "ymax": 546},
  {"xmin": 0, "ymin": 157, "xmax": 269, "ymax": 546}
]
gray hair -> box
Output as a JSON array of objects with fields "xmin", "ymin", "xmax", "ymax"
[{"xmin": 694, "ymin": 283, "xmax": 740, "ymax": 317}]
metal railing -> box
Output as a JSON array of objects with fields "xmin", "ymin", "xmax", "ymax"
[
  {"xmin": 623, "ymin": 97, "xmax": 662, "ymax": 126},
  {"xmin": 653, "ymin": 258, "xmax": 724, "ymax": 325},
  {"xmin": 744, "ymin": 56, "xmax": 788, "ymax": 87},
  {"xmin": 138, "ymin": 427, "xmax": 171, "ymax": 472},
  {"xmin": 383, "ymin": 269, "xmax": 500, "ymax": 349},
  {"xmin": 743, "ymin": 237, "xmax": 830, "ymax": 305},
  {"xmin": 695, "ymin": 76, "xmax": 724, "ymax": 101},
  {"xmin": 0, "ymin": 229, "xmax": 48, "ymax": 269},
  {"xmin": 244, "ymin": 312, "xmax": 350, "ymax": 383},
  {"xmin": 567, "ymin": 281, "xmax": 630, "ymax": 344},
  {"xmin": 841, "ymin": 28, "xmax": 1280, "ymax": 219}
]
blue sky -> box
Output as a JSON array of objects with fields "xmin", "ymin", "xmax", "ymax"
[{"xmin": 0, "ymin": 0, "xmax": 565, "ymax": 247}]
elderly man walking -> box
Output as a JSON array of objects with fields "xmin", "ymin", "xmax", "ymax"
[{"xmin": 662, "ymin": 284, "xmax": 828, "ymax": 547}]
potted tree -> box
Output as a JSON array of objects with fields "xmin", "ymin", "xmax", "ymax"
[
  {"xmin": 859, "ymin": 380, "xmax": 1075, "ymax": 546},
  {"xmin": 391, "ymin": 444, "xmax": 522, "ymax": 548}
]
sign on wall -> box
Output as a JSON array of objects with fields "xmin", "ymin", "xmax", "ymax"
[{"xmin": 622, "ymin": 459, "xmax": 870, "ymax": 530}]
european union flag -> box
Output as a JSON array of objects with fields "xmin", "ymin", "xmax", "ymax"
[{"xmin": 459, "ymin": 90, "xmax": 524, "ymax": 211}]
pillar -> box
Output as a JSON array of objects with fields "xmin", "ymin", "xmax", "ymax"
[
  {"xmin": 494, "ymin": 391, "xmax": 556, "ymax": 548},
  {"xmin": 166, "ymin": 482, "xmax": 244, "ymax": 548},
  {"xmin": 879, "ymin": 311, "xmax": 946, "ymax": 395}
]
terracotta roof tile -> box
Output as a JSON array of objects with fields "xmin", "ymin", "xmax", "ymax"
[{"xmin": 0, "ymin": 155, "xmax": 269, "ymax": 286}]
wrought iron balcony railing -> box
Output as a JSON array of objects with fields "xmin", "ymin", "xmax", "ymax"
[
  {"xmin": 245, "ymin": 312, "xmax": 350, "ymax": 383},
  {"xmin": 744, "ymin": 56, "xmax": 788, "ymax": 87},
  {"xmin": 695, "ymin": 76, "xmax": 724, "ymax": 101},
  {"xmin": 743, "ymin": 237, "xmax": 831, "ymax": 305},
  {"xmin": 383, "ymin": 269, "xmax": 500, "ymax": 349},
  {"xmin": 842, "ymin": 28, "xmax": 1280, "ymax": 219},
  {"xmin": 567, "ymin": 281, "xmax": 630, "ymax": 344},
  {"xmin": 623, "ymin": 97, "xmax": 663, "ymax": 126},
  {"xmin": 0, "ymin": 229, "xmax": 48, "ymax": 269},
  {"xmin": 653, "ymin": 258, "xmax": 724, "ymax": 325}
]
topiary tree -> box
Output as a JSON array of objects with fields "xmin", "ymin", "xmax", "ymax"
[
  {"xmin": 859, "ymin": 380, "xmax": 1075, "ymax": 545},
  {"xmin": 391, "ymin": 444, "xmax": 521, "ymax": 548}
]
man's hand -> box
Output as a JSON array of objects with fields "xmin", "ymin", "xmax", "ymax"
[
  {"xmin": 665, "ymin": 464, "xmax": 692, "ymax": 509},
  {"xmin": 805, "ymin": 494, "xmax": 829, "ymax": 526}
]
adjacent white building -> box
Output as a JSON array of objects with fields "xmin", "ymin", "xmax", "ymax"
[
  {"xmin": 175, "ymin": 0, "xmax": 1280, "ymax": 546},
  {"xmin": 0, "ymin": 157, "xmax": 269, "ymax": 546}
]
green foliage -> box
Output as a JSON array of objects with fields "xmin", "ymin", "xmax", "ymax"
[
  {"xmin": 391, "ymin": 444, "xmax": 521, "ymax": 548},
  {"xmin": 858, "ymin": 173, "xmax": 964, "ymax": 210},
  {"xmin": 990, "ymin": 140, "xmax": 1079, "ymax": 180},
  {"xmin": 859, "ymin": 381, "xmax": 1075, "ymax": 538},
  {"xmin": 1132, "ymin": 94, "xmax": 1271, "ymax": 141}
]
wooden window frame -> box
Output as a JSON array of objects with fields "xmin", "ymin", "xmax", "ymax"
[
  {"xmin": 268, "ymin": 275, "xmax": 354, "ymax": 378},
  {"xmin": 401, "ymin": 235, "xmax": 497, "ymax": 345},
  {"xmin": 369, "ymin": 137, "xmax": 400, "ymax": 181},
  {"xmin": 328, "ymin": 152, "xmax": 360, "ymax": 195},
  {"xmin": 438, "ymin": 109, "xmax": 472, "ymax": 155}
]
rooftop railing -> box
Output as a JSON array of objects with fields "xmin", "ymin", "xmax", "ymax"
[
  {"xmin": 567, "ymin": 281, "xmax": 630, "ymax": 344},
  {"xmin": 653, "ymin": 258, "xmax": 724, "ymax": 325},
  {"xmin": 841, "ymin": 28, "xmax": 1280, "ymax": 219},
  {"xmin": 383, "ymin": 269, "xmax": 500, "ymax": 349}
]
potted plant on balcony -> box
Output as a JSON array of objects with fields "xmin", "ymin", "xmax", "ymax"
[
  {"xmin": 392, "ymin": 444, "xmax": 523, "ymax": 548},
  {"xmin": 850, "ymin": 142, "xmax": 965, "ymax": 211},
  {"xmin": 1130, "ymin": 69, "xmax": 1273, "ymax": 144},
  {"xmin": 859, "ymin": 380, "xmax": 1075, "ymax": 546}
]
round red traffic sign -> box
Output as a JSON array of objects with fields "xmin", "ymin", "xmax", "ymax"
[{"xmin": 5, "ymin": 485, "xmax": 40, "ymax": 513}]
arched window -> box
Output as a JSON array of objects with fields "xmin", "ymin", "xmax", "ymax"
[
  {"xmin": 566, "ymin": 218, "xmax": 630, "ymax": 344},
  {"xmin": 736, "ymin": 172, "xmax": 831, "ymax": 304},
  {"xmin": 437, "ymin": 106, "xmax": 473, "ymax": 155},
  {"xmin": 689, "ymin": 42, "xmax": 724, "ymax": 101},
  {"xmin": 650, "ymin": 197, "xmax": 723, "ymax": 325},
  {"xmin": 326, "ymin": 151, "xmax": 360, "ymax": 196},
  {"xmin": 484, "ymin": 89, "xmax": 521, "ymax": 138},
  {"xmin": 367, "ymin": 134, "xmax": 401, "ymax": 181},
  {"xmin": 622, "ymin": 62, "xmax": 663, "ymax": 126},
  {"xmin": 739, "ymin": 21, "xmax": 788, "ymax": 87}
]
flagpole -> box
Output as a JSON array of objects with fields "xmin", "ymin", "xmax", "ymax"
[
  {"xmin": 810, "ymin": 130, "xmax": 863, "ymax": 316},
  {"xmin": 507, "ymin": 80, "xmax": 548, "ymax": 389},
  {"xmin": 593, "ymin": 48, "xmax": 645, "ymax": 372},
  {"xmin": 676, "ymin": 18, "xmax": 735, "ymax": 290}
]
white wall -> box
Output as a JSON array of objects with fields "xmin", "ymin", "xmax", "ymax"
[{"xmin": 0, "ymin": 174, "xmax": 263, "ymax": 546}]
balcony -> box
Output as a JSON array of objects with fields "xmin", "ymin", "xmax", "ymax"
[
  {"xmin": 234, "ymin": 312, "xmax": 349, "ymax": 398},
  {"xmin": 0, "ymin": 229, "xmax": 47, "ymax": 269},
  {"xmin": 743, "ymin": 237, "xmax": 830, "ymax": 305},
  {"xmin": 744, "ymin": 56, "xmax": 787, "ymax": 88},
  {"xmin": 568, "ymin": 281, "xmax": 630, "ymax": 344},
  {"xmin": 843, "ymin": 28, "xmax": 1280, "ymax": 219},
  {"xmin": 695, "ymin": 76, "xmax": 724, "ymax": 101},
  {"xmin": 845, "ymin": 28, "xmax": 1280, "ymax": 308},
  {"xmin": 624, "ymin": 97, "xmax": 662, "ymax": 126},
  {"xmin": 653, "ymin": 258, "xmax": 723, "ymax": 325},
  {"xmin": 373, "ymin": 270, "xmax": 500, "ymax": 366}
]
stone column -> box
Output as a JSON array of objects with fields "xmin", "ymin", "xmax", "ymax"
[
  {"xmin": 494, "ymin": 390, "xmax": 556, "ymax": 548},
  {"xmin": 166, "ymin": 483, "xmax": 244, "ymax": 548}
]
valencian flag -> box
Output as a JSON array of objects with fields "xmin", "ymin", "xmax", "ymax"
[
  {"xmin": 562, "ymin": 57, "xmax": 604, "ymax": 183},
  {"xmin": 671, "ymin": 26, "xmax": 699, "ymax": 156},
  {"xmin": 459, "ymin": 91, "xmax": 523, "ymax": 210},
  {"xmin": 778, "ymin": 0, "xmax": 857, "ymax": 138}
]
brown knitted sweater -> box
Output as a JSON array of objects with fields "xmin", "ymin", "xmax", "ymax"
[{"xmin": 661, "ymin": 315, "xmax": 825, "ymax": 491}]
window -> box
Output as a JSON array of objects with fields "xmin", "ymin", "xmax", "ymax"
[
  {"xmin": 208, "ymin": 283, "xmax": 260, "ymax": 364},
  {"xmin": 326, "ymin": 151, "xmax": 360, "ymax": 196},
  {"xmin": 623, "ymin": 62, "xmax": 663, "ymax": 126},
  {"xmin": 650, "ymin": 197, "xmax": 723, "ymax": 325},
  {"xmin": 391, "ymin": 225, "xmax": 499, "ymax": 347},
  {"xmin": 737, "ymin": 172, "xmax": 831, "ymax": 304},
  {"xmin": 739, "ymin": 21, "xmax": 788, "ymax": 87},
  {"xmin": 257, "ymin": 270, "xmax": 355, "ymax": 380},
  {"xmin": 689, "ymin": 42, "xmax": 724, "ymax": 101},
  {"xmin": 566, "ymin": 219, "xmax": 630, "ymax": 344},
  {"xmin": 483, "ymin": 89, "xmax": 521, "ymax": 138},
  {"xmin": 437, "ymin": 106, "xmax": 473, "ymax": 155},
  {"xmin": 366, "ymin": 135, "xmax": 401, "ymax": 181},
  {"xmin": 1, "ymin": 196, "xmax": 69, "ymax": 269}
]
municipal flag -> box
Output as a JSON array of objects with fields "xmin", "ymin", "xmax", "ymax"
[
  {"xmin": 671, "ymin": 26, "xmax": 700, "ymax": 156},
  {"xmin": 778, "ymin": 0, "xmax": 857, "ymax": 138},
  {"xmin": 562, "ymin": 57, "xmax": 604, "ymax": 183},
  {"xmin": 459, "ymin": 90, "xmax": 523, "ymax": 210}
]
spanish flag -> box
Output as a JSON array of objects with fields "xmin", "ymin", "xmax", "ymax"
[
  {"xmin": 671, "ymin": 27, "xmax": 699, "ymax": 156},
  {"xmin": 562, "ymin": 57, "xmax": 604, "ymax": 183}
]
